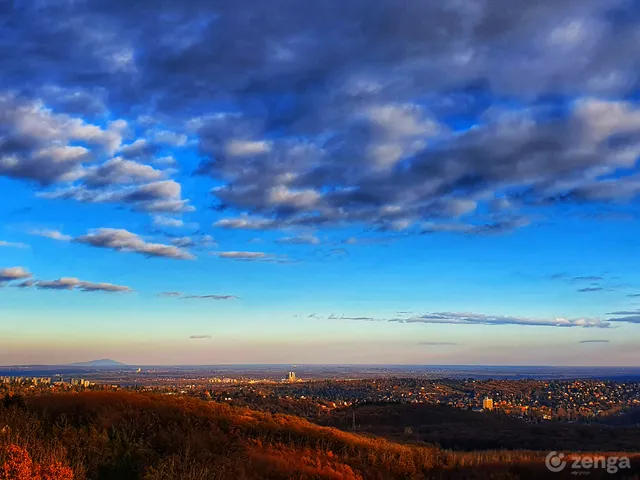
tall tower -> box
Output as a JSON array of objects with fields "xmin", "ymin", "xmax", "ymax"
[
  {"xmin": 287, "ymin": 371, "xmax": 296, "ymax": 382},
  {"xmin": 482, "ymin": 397, "xmax": 494, "ymax": 411}
]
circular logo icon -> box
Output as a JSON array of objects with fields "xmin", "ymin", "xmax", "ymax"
[{"xmin": 545, "ymin": 451, "xmax": 567, "ymax": 473}]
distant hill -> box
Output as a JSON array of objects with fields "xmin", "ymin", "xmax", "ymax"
[{"xmin": 68, "ymin": 358, "xmax": 126, "ymax": 367}]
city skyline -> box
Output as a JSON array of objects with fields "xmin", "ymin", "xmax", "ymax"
[{"xmin": 2, "ymin": 1, "xmax": 640, "ymax": 366}]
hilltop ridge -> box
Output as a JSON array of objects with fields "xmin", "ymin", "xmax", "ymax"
[{"xmin": 1, "ymin": 391, "xmax": 638, "ymax": 479}]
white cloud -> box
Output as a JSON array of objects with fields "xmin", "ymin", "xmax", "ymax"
[
  {"xmin": 0, "ymin": 240, "xmax": 29, "ymax": 249},
  {"xmin": 29, "ymin": 229, "xmax": 72, "ymax": 242},
  {"xmin": 152, "ymin": 216, "xmax": 184, "ymax": 228},
  {"xmin": 224, "ymin": 139, "xmax": 271, "ymax": 157}
]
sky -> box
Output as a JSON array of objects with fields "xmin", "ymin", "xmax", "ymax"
[{"xmin": 1, "ymin": 0, "xmax": 640, "ymax": 366}]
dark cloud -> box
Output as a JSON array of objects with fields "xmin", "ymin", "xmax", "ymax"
[
  {"xmin": 13, "ymin": 271, "xmax": 127, "ymax": 293},
  {"xmin": 158, "ymin": 291, "xmax": 183, "ymax": 297},
  {"xmin": 0, "ymin": 94, "xmax": 123, "ymax": 186},
  {"xmin": 0, "ymin": 267, "xmax": 32, "ymax": 283},
  {"xmin": 119, "ymin": 139, "xmax": 161, "ymax": 162},
  {"xmin": 572, "ymin": 275, "xmax": 604, "ymax": 282},
  {"xmin": 548, "ymin": 272, "xmax": 623, "ymax": 293},
  {"xmin": 340, "ymin": 316, "xmax": 375, "ymax": 321},
  {"xmin": 213, "ymin": 251, "xmax": 291, "ymax": 263},
  {"xmin": 182, "ymin": 295, "xmax": 237, "ymax": 300},
  {"xmin": 40, "ymin": 86, "xmax": 108, "ymax": 117},
  {"xmin": 607, "ymin": 310, "xmax": 640, "ymax": 315},
  {"xmin": 214, "ymin": 217, "xmax": 278, "ymax": 230},
  {"xmin": 82, "ymin": 158, "xmax": 164, "ymax": 188},
  {"xmin": 608, "ymin": 315, "xmax": 640, "ymax": 324},
  {"xmin": 5, "ymin": 0, "xmax": 638, "ymax": 106},
  {"xmin": 76, "ymin": 228, "xmax": 194, "ymax": 260},
  {"xmin": 276, "ymin": 235, "xmax": 320, "ymax": 245},
  {"xmin": 0, "ymin": 94, "xmax": 190, "ymax": 214},
  {"xmin": 577, "ymin": 287, "xmax": 606, "ymax": 292},
  {"xmin": 420, "ymin": 217, "xmax": 530, "ymax": 236},
  {"xmin": 606, "ymin": 309, "xmax": 640, "ymax": 324},
  {"xmin": 578, "ymin": 340, "xmax": 610, "ymax": 344},
  {"xmin": 159, "ymin": 291, "xmax": 237, "ymax": 300},
  {"xmin": 549, "ymin": 272, "xmax": 607, "ymax": 283},
  {"xmin": 548, "ymin": 273, "xmax": 569, "ymax": 280},
  {"xmin": 171, "ymin": 237, "xmax": 196, "ymax": 248},
  {"xmin": 312, "ymin": 248, "xmax": 350, "ymax": 262},
  {"xmin": 627, "ymin": 293, "xmax": 640, "ymax": 298},
  {"xmin": 34, "ymin": 277, "xmax": 131, "ymax": 292},
  {"xmin": 75, "ymin": 281, "xmax": 132, "ymax": 293},
  {"xmin": 161, "ymin": 232, "xmax": 214, "ymax": 249},
  {"xmin": 3, "ymin": 1, "xmax": 640, "ymax": 231},
  {"xmin": 41, "ymin": 180, "xmax": 194, "ymax": 214},
  {"xmin": 4, "ymin": 270, "xmax": 129, "ymax": 292},
  {"xmin": 418, "ymin": 342, "xmax": 458, "ymax": 346},
  {"xmin": 189, "ymin": 335, "xmax": 212, "ymax": 340},
  {"xmin": 575, "ymin": 210, "xmax": 636, "ymax": 222}
]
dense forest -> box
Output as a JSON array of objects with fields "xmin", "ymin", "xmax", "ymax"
[
  {"xmin": 1, "ymin": 392, "xmax": 639, "ymax": 479},
  {"xmin": 318, "ymin": 403, "xmax": 640, "ymax": 452}
]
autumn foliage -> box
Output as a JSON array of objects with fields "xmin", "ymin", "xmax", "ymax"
[
  {"xmin": 1, "ymin": 391, "xmax": 638, "ymax": 479},
  {"xmin": 1, "ymin": 445, "xmax": 73, "ymax": 480}
]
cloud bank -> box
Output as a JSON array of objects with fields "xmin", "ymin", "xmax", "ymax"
[
  {"xmin": 2, "ymin": 1, "xmax": 640, "ymax": 233},
  {"xmin": 321, "ymin": 311, "xmax": 614, "ymax": 329}
]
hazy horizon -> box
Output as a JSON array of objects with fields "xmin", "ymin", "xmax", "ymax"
[{"xmin": 4, "ymin": 360, "xmax": 640, "ymax": 368}]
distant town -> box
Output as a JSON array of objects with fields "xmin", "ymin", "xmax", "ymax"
[{"xmin": 3, "ymin": 366, "xmax": 640, "ymax": 423}]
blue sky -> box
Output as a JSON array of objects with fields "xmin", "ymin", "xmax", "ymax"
[{"xmin": 1, "ymin": 0, "xmax": 640, "ymax": 365}]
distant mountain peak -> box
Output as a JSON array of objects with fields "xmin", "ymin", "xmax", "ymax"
[{"xmin": 69, "ymin": 359, "xmax": 126, "ymax": 367}]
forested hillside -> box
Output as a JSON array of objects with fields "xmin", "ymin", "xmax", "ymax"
[{"xmin": 1, "ymin": 392, "xmax": 638, "ymax": 479}]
